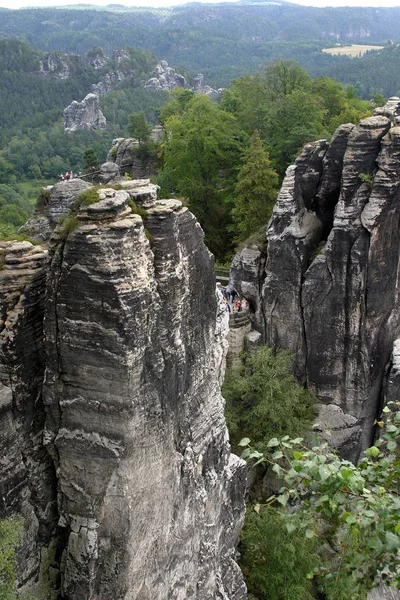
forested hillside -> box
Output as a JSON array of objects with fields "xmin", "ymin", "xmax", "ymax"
[
  {"xmin": 0, "ymin": 3, "xmax": 400, "ymax": 94},
  {"xmin": 0, "ymin": 38, "xmax": 167, "ymax": 238},
  {"xmin": 0, "ymin": 39, "xmax": 165, "ymax": 179},
  {"xmin": 0, "ymin": 1, "xmax": 397, "ymax": 243}
]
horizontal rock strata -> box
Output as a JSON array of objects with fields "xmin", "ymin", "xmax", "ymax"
[
  {"xmin": 0, "ymin": 241, "xmax": 59, "ymax": 594},
  {"xmin": 1, "ymin": 179, "xmax": 246, "ymax": 598}
]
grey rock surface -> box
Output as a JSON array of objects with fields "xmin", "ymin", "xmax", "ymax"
[
  {"xmin": 1, "ymin": 183, "xmax": 247, "ymax": 599},
  {"xmin": 230, "ymin": 244, "xmax": 266, "ymax": 334},
  {"xmin": 107, "ymin": 137, "xmax": 160, "ymax": 178},
  {"xmin": 92, "ymin": 70, "xmax": 127, "ymax": 95},
  {"xmin": 368, "ymin": 585, "xmax": 400, "ymax": 600},
  {"xmin": 39, "ymin": 52, "xmax": 71, "ymax": 79},
  {"xmin": 97, "ymin": 160, "xmax": 120, "ymax": 183},
  {"xmin": 0, "ymin": 241, "xmax": 59, "ymax": 595},
  {"xmin": 231, "ymin": 101, "xmax": 400, "ymax": 461},
  {"xmin": 63, "ymin": 93, "xmax": 107, "ymax": 132},
  {"xmin": 22, "ymin": 179, "xmax": 91, "ymax": 242},
  {"xmin": 385, "ymin": 338, "xmax": 400, "ymax": 403},
  {"xmin": 145, "ymin": 59, "xmax": 187, "ymax": 91},
  {"xmin": 145, "ymin": 60, "xmax": 221, "ymax": 98}
]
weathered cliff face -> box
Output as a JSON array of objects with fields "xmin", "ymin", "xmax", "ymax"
[
  {"xmin": 0, "ymin": 241, "xmax": 60, "ymax": 595},
  {"xmin": 63, "ymin": 93, "xmax": 107, "ymax": 132},
  {"xmin": 231, "ymin": 99, "xmax": 400, "ymax": 461},
  {"xmin": 1, "ymin": 182, "xmax": 246, "ymax": 599}
]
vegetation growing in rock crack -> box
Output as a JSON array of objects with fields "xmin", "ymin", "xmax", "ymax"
[
  {"xmin": 223, "ymin": 346, "xmax": 317, "ymax": 456},
  {"xmin": 74, "ymin": 187, "xmax": 100, "ymax": 208},
  {"xmin": 128, "ymin": 199, "xmax": 148, "ymax": 220}
]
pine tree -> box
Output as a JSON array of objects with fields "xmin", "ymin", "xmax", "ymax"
[
  {"xmin": 231, "ymin": 131, "xmax": 279, "ymax": 244},
  {"xmin": 83, "ymin": 146, "xmax": 98, "ymax": 170},
  {"xmin": 127, "ymin": 111, "xmax": 151, "ymax": 144}
]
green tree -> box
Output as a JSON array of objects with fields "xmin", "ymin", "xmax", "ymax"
[
  {"xmin": 240, "ymin": 402, "xmax": 400, "ymax": 598},
  {"xmin": 231, "ymin": 130, "xmax": 279, "ymax": 243},
  {"xmin": 223, "ymin": 347, "xmax": 317, "ymax": 455},
  {"xmin": 0, "ymin": 204, "xmax": 27, "ymax": 227},
  {"xmin": 127, "ymin": 110, "xmax": 151, "ymax": 143},
  {"xmin": 158, "ymin": 94, "xmax": 244, "ymax": 259},
  {"xmin": 0, "ymin": 156, "xmax": 15, "ymax": 185},
  {"xmin": 265, "ymin": 89, "xmax": 327, "ymax": 177},
  {"xmin": 264, "ymin": 60, "xmax": 311, "ymax": 97},
  {"xmin": 221, "ymin": 75, "xmax": 270, "ymax": 137},
  {"xmin": 241, "ymin": 506, "xmax": 320, "ymax": 600},
  {"xmin": 159, "ymin": 88, "xmax": 195, "ymax": 124},
  {"xmin": 83, "ymin": 146, "xmax": 98, "ymax": 170}
]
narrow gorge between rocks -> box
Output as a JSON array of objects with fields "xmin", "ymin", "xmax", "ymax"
[{"xmin": 1, "ymin": 99, "xmax": 400, "ymax": 600}]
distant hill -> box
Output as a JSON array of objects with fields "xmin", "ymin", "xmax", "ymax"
[{"xmin": 0, "ymin": 3, "xmax": 399, "ymax": 91}]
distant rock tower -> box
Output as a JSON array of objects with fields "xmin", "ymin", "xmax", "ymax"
[{"xmin": 63, "ymin": 92, "xmax": 107, "ymax": 132}]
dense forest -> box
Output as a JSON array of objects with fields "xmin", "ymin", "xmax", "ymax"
[
  {"xmin": 156, "ymin": 62, "xmax": 372, "ymax": 259},
  {"xmin": 0, "ymin": 3, "xmax": 399, "ymax": 92}
]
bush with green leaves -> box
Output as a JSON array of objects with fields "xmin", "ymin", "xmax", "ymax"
[
  {"xmin": 241, "ymin": 505, "xmax": 320, "ymax": 600},
  {"xmin": 0, "ymin": 518, "xmax": 23, "ymax": 600},
  {"xmin": 222, "ymin": 346, "xmax": 317, "ymax": 455},
  {"xmin": 239, "ymin": 401, "xmax": 400, "ymax": 599}
]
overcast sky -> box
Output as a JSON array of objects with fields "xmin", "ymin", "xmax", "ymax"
[{"xmin": 2, "ymin": 0, "xmax": 400, "ymax": 11}]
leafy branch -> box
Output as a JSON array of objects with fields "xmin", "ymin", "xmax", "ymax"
[{"xmin": 239, "ymin": 401, "xmax": 400, "ymax": 596}]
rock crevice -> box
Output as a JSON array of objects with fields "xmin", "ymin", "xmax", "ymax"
[{"xmin": 231, "ymin": 99, "xmax": 400, "ymax": 461}]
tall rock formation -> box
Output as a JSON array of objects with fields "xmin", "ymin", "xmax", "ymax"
[
  {"xmin": 145, "ymin": 60, "xmax": 221, "ymax": 98},
  {"xmin": 231, "ymin": 99, "xmax": 400, "ymax": 461},
  {"xmin": 1, "ymin": 182, "xmax": 246, "ymax": 599},
  {"xmin": 63, "ymin": 93, "xmax": 107, "ymax": 132}
]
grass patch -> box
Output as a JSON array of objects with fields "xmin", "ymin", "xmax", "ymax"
[
  {"xmin": 128, "ymin": 199, "xmax": 148, "ymax": 220},
  {"xmin": 35, "ymin": 188, "xmax": 52, "ymax": 213},
  {"xmin": 75, "ymin": 187, "xmax": 100, "ymax": 207}
]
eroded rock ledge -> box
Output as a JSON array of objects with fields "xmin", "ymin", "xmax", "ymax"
[
  {"xmin": 231, "ymin": 99, "xmax": 400, "ymax": 462},
  {"xmin": 1, "ymin": 184, "xmax": 246, "ymax": 599}
]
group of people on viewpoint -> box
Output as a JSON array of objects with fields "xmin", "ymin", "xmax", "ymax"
[{"xmin": 217, "ymin": 282, "xmax": 249, "ymax": 313}]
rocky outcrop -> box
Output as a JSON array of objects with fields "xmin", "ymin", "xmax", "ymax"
[
  {"xmin": 106, "ymin": 136, "xmax": 160, "ymax": 178},
  {"xmin": 145, "ymin": 59, "xmax": 187, "ymax": 91},
  {"xmin": 145, "ymin": 60, "xmax": 222, "ymax": 98},
  {"xmin": 85, "ymin": 48, "xmax": 107, "ymax": 70},
  {"xmin": 231, "ymin": 100, "xmax": 400, "ymax": 461},
  {"xmin": 92, "ymin": 71, "xmax": 127, "ymax": 95},
  {"xmin": 1, "ymin": 181, "xmax": 246, "ymax": 599},
  {"xmin": 39, "ymin": 53, "xmax": 72, "ymax": 79},
  {"xmin": 63, "ymin": 93, "xmax": 107, "ymax": 132},
  {"xmin": 22, "ymin": 179, "xmax": 91, "ymax": 242},
  {"xmin": 193, "ymin": 72, "xmax": 222, "ymax": 100}
]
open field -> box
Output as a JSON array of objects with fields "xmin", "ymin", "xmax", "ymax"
[{"xmin": 322, "ymin": 44, "xmax": 384, "ymax": 57}]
